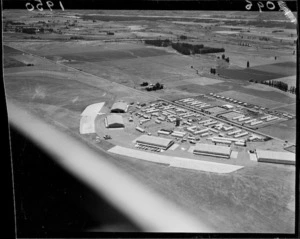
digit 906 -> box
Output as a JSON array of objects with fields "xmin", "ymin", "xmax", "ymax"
[{"xmin": 245, "ymin": 0, "xmax": 277, "ymax": 12}]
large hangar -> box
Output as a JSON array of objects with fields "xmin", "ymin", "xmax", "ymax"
[
  {"xmin": 256, "ymin": 150, "xmax": 295, "ymax": 165},
  {"xmin": 105, "ymin": 114, "xmax": 125, "ymax": 128},
  {"xmin": 135, "ymin": 135, "xmax": 174, "ymax": 150},
  {"xmin": 111, "ymin": 101, "xmax": 128, "ymax": 113},
  {"xmin": 193, "ymin": 143, "xmax": 231, "ymax": 158}
]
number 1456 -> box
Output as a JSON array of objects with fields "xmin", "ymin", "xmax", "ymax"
[{"xmin": 26, "ymin": 0, "xmax": 65, "ymax": 11}]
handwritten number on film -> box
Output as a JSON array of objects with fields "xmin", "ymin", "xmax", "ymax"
[
  {"xmin": 245, "ymin": 0, "xmax": 276, "ymax": 12},
  {"xmin": 26, "ymin": 0, "xmax": 65, "ymax": 11}
]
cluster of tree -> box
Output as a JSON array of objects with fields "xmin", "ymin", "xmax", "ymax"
[
  {"xmin": 259, "ymin": 36, "xmax": 270, "ymax": 41},
  {"xmin": 197, "ymin": 47, "xmax": 225, "ymax": 54},
  {"xmin": 171, "ymin": 42, "xmax": 192, "ymax": 55},
  {"xmin": 140, "ymin": 82, "xmax": 148, "ymax": 86},
  {"xmin": 272, "ymin": 30, "xmax": 284, "ymax": 33},
  {"xmin": 261, "ymin": 80, "xmax": 290, "ymax": 92},
  {"xmin": 70, "ymin": 36, "xmax": 84, "ymax": 40},
  {"xmin": 22, "ymin": 28, "xmax": 38, "ymax": 34},
  {"xmin": 145, "ymin": 39, "xmax": 225, "ymax": 55},
  {"xmin": 210, "ymin": 68, "xmax": 216, "ymax": 74},
  {"xmin": 5, "ymin": 20, "xmax": 25, "ymax": 25},
  {"xmin": 221, "ymin": 54, "xmax": 230, "ymax": 63},
  {"xmin": 144, "ymin": 39, "xmax": 171, "ymax": 47},
  {"xmin": 24, "ymin": 36, "xmax": 41, "ymax": 40},
  {"xmin": 146, "ymin": 83, "xmax": 164, "ymax": 91},
  {"xmin": 239, "ymin": 42, "xmax": 251, "ymax": 47},
  {"xmin": 289, "ymin": 86, "xmax": 297, "ymax": 94},
  {"xmin": 187, "ymin": 43, "xmax": 205, "ymax": 53},
  {"xmin": 171, "ymin": 43, "xmax": 225, "ymax": 55},
  {"xmin": 179, "ymin": 35, "xmax": 187, "ymax": 40}
]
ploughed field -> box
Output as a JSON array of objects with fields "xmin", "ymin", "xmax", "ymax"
[{"xmin": 217, "ymin": 61, "xmax": 296, "ymax": 82}]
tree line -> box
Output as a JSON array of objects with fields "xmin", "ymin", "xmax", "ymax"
[
  {"xmin": 260, "ymin": 80, "xmax": 296, "ymax": 94},
  {"xmin": 144, "ymin": 39, "xmax": 225, "ymax": 55}
]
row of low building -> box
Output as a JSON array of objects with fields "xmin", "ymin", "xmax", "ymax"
[
  {"xmin": 255, "ymin": 150, "xmax": 295, "ymax": 165},
  {"xmin": 135, "ymin": 101, "xmax": 260, "ymax": 142},
  {"xmin": 134, "ymin": 134, "xmax": 232, "ymax": 158},
  {"xmin": 232, "ymin": 114, "xmax": 264, "ymax": 126},
  {"xmin": 208, "ymin": 93, "xmax": 295, "ymax": 119},
  {"xmin": 175, "ymin": 98, "xmax": 212, "ymax": 109},
  {"xmin": 232, "ymin": 113, "xmax": 282, "ymax": 126},
  {"xmin": 134, "ymin": 135, "xmax": 295, "ymax": 165},
  {"xmin": 260, "ymin": 115, "xmax": 279, "ymax": 122},
  {"xmin": 209, "ymin": 93, "xmax": 249, "ymax": 107}
]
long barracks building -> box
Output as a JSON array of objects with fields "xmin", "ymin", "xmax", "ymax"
[{"xmin": 135, "ymin": 135, "xmax": 174, "ymax": 150}]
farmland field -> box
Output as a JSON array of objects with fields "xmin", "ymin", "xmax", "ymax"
[
  {"xmin": 46, "ymin": 47, "xmax": 173, "ymax": 62},
  {"xmin": 176, "ymin": 83, "xmax": 225, "ymax": 94},
  {"xmin": 217, "ymin": 67, "xmax": 289, "ymax": 82},
  {"xmin": 4, "ymin": 57, "xmax": 27, "ymax": 68},
  {"xmin": 273, "ymin": 103, "xmax": 296, "ymax": 115},
  {"xmin": 257, "ymin": 119, "xmax": 296, "ymax": 144},
  {"xmin": 250, "ymin": 61, "xmax": 297, "ymax": 76},
  {"xmin": 217, "ymin": 90, "xmax": 295, "ymax": 107}
]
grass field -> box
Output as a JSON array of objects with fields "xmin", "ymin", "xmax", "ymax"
[
  {"xmin": 176, "ymin": 83, "xmax": 225, "ymax": 94},
  {"xmin": 250, "ymin": 62, "xmax": 296, "ymax": 76},
  {"xmin": 217, "ymin": 61, "xmax": 296, "ymax": 83},
  {"xmin": 217, "ymin": 68, "xmax": 288, "ymax": 82},
  {"xmin": 47, "ymin": 47, "xmax": 172, "ymax": 62},
  {"xmin": 4, "ymin": 45, "xmax": 21, "ymax": 54},
  {"xmin": 257, "ymin": 119, "xmax": 296, "ymax": 144},
  {"xmin": 105, "ymin": 151, "xmax": 295, "ymax": 233},
  {"xmin": 4, "ymin": 57, "xmax": 27, "ymax": 68},
  {"xmin": 4, "ymin": 45, "xmax": 28, "ymax": 68},
  {"xmin": 272, "ymin": 103, "xmax": 296, "ymax": 115}
]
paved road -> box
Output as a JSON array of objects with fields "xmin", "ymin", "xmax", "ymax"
[{"xmin": 5, "ymin": 44, "xmax": 288, "ymax": 143}]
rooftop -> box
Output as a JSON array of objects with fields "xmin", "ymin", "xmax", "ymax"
[
  {"xmin": 256, "ymin": 150, "xmax": 295, "ymax": 162},
  {"xmin": 194, "ymin": 143, "xmax": 231, "ymax": 155},
  {"xmin": 106, "ymin": 114, "xmax": 124, "ymax": 125},
  {"xmin": 136, "ymin": 135, "xmax": 174, "ymax": 148}
]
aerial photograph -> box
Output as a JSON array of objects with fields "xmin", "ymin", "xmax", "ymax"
[{"xmin": 3, "ymin": 0, "xmax": 298, "ymax": 236}]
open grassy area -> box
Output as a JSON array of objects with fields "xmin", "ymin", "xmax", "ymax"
[
  {"xmin": 217, "ymin": 67, "xmax": 289, "ymax": 82},
  {"xmin": 4, "ymin": 57, "xmax": 27, "ymax": 68},
  {"xmin": 105, "ymin": 151, "xmax": 295, "ymax": 233},
  {"xmin": 217, "ymin": 90, "xmax": 294, "ymax": 107},
  {"xmin": 257, "ymin": 119, "xmax": 296, "ymax": 144},
  {"xmin": 46, "ymin": 47, "xmax": 172, "ymax": 62}
]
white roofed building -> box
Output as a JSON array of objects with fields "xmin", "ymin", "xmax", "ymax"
[
  {"xmin": 256, "ymin": 150, "xmax": 295, "ymax": 165},
  {"xmin": 135, "ymin": 135, "xmax": 174, "ymax": 150},
  {"xmin": 111, "ymin": 101, "xmax": 128, "ymax": 113},
  {"xmin": 105, "ymin": 114, "xmax": 124, "ymax": 128},
  {"xmin": 193, "ymin": 143, "xmax": 231, "ymax": 158}
]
